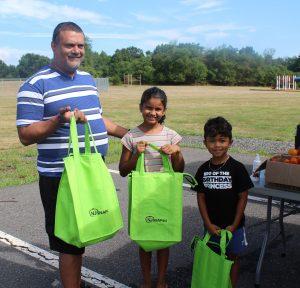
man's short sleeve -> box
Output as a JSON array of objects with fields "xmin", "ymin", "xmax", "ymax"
[{"xmin": 16, "ymin": 82, "xmax": 44, "ymax": 127}]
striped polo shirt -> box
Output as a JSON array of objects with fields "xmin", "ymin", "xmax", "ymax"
[
  {"xmin": 121, "ymin": 126, "xmax": 182, "ymax": 172},
  {"xmin": 16, "ymin": 66, "xmax": 108, "ymax": 177}
]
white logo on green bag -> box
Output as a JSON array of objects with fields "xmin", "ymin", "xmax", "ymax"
[
  {"xmin": 145, "ymin": 216, "xmax": 167, "ymax": 223},
  {"xmin": 89, "ymin": 208, "xmax": 109, "ymax": 217}
]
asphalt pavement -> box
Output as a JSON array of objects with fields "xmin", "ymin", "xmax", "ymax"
[{"xmin": 0, "ymin": 147, "xmax": 299, "ymax": 288}]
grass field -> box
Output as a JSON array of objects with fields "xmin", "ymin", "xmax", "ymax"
[
  {"xmin": 100, "ymin": 85, "xmax": 300, "ymax": 141},
  {"xmin": 1, "ymin": 82, "xmax": 299, "ymax": 187}
]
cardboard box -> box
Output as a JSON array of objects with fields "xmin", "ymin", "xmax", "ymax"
[{"xmin": 265, "ymin": 160, "xmax": 300, "ymax": 191}]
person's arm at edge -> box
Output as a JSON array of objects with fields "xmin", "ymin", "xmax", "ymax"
[
  {"xmin": 103, "ymin": 116, "xmax": 128, "ymax": 138},
  {"xmin": 226, "ymin": 190, "xmax": 248, "ymax": 233}
]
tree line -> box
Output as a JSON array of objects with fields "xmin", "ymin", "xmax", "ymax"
[{"xmin": 1, "ymin": 41, "xmax": 299, "ymax": 86}]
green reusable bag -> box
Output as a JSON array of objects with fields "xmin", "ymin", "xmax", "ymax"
[
  {"xmin": 54, "ymin": 116, "xmax": 123, "ymax": 248},
  {"xmin": 191, "ymin": 230, "xmax": 233, "ymax": 288},
  {"xmin": 128, "ymin": 143, "xmax": 197, "ymax": 252}
]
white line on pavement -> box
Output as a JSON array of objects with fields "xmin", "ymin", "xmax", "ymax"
[{"xmin": 0, "ymin": 230, "xmax": 130, "ymax": 288}]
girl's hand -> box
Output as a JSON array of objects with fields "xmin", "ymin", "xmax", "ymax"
[
  {"xmin": 207, "ymin": 224, "xmax": 221, "ymax": 236},
  {"xmin": 136, "ymin": 141, "xmax": 147, "ymax": 154},
  {"xmin": 160, "ymin": 144, "xmax": 180, "ymax": 155}
]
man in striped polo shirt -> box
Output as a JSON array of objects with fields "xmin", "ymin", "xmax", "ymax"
[{"xmin": 16, "ymin": 22, "xmax": 127, "ymax": 287}]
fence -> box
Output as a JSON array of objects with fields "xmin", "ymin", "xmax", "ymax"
[
  {"xmin": 0, "ymin": 78, "xmax": 25, "ymax": 89},
  {"xmin": 94, "ymin": 77, "xmax": 109, "ymax": 92}
]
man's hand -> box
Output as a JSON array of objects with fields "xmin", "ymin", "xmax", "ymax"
[
  {"xmin": 58, "ymin": 106, "xmax": 87, "ymax": 123},
  {"xmin": 160, "ymin": 144, "xmax": 180, "ymax": 155},
  {"xmin": 207, "ymin": 224, "xmax": 221, "ymax": 236},
  {"xmin": 136, "ymin": 141, "xmax": 147, "ymax": 154}
]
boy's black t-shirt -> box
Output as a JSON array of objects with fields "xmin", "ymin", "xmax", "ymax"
[{"xmin": 193, "ymin": 156, "xmax": 254, "ymax": 229}]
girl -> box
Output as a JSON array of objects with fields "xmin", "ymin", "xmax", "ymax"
[{"xmin": 119, "ymin": 87, "xmax": 184, "ymax": 288}]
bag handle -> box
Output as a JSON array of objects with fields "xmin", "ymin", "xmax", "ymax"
[
  {"xmin": 191, "ymin": 236, "xmax": 200, "ymax": 253},
  {"xmin": 84, "ymin": 123, "xmax": 91, "ymax": 154},
  {"xmin": 68, "ymin": 116, "xmax": 80, "ymax": 158},
  {"xmin": 183, "ymin": 173, "xmax": 198, "ymax": 188},
  {"xmin": 68, "ymin": 116, "xmax": 98, "ymax": 157},
  {"xmin": 135, "ymin": 143, "xmax": 198, "ymax": 187},
  {"xmin": 202, "ymin": 230, "xmax": 233, "ymax": 257},
  {"xmin": 148, "ymin": 143, "xmax": 198, "ymax": 187},
  {"xmin": 135, "ymin": 152, "xmax": 145, "ymax": 173},
  {"xmin": 202, "ymin": 231, "xmax": 212, "ymax": 245},
  {"xmin": 84, "ymin": 121, "xmax": 97, "ymax": 154},
  {"xmin": 135, "ymin": 143, "xmax": 174, "ymax": 173},
  {"xmin": 148, "ymin": 143, "xmax": 174, "ymax": 172},
  {"xmin": 219, "ymin": 230, "xmax": 232, "ymax": 256}
]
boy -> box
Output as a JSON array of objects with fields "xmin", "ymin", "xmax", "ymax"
[{"xmin": 193, "ymin": 116, "xmax": 253, "ymax": 287}]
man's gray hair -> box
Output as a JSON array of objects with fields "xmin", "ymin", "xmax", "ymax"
[{"xmin": 52, "ymin": 22, "xmax": 84, "ymax": 44}]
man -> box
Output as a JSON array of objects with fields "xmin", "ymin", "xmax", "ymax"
[{"xmin": 16, "ymin": 22, "xmax": 127, "ymax": 288}]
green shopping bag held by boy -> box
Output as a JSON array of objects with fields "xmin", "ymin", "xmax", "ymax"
[
  {"xmin": 191, "ymin": 230, "xmax": 233, "ymax": 288},
  {"xmin": 54, "ymin": 116, "xmax": 123, "ymax": 248},
  {"xmin": 128, "ymin": 143, "xmax": 197, "ymax": 252}
]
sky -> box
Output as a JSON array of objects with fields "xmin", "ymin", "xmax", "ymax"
[{"xmin": 0, "ymin": 0, "xmax": 299, "ymax": 65}]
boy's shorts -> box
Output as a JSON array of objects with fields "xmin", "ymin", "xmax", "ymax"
[
  {"xmin": 39, "ymin": 175, "xmax": 85, "ymax": 255},
  {"xmin": 204, "ymin": 226, "xmax": 248, "ymax": 256}
]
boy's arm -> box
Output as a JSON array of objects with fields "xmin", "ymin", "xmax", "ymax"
[
  {"xmin": 226, "ymin": 190, "xmax": 248, "ymax": 233},
  {"xmin": 197, "ymin": 193, "xmax": 221, "ymax": 236},
  {"xmin": 161, "ymin": 144, "xmax": 185, "ymax": 172}
]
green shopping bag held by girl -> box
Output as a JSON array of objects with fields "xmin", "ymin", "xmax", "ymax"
[
  {"xmin": 128, "ymin": 143, "xmax": 197, "ymax": 252},
  {"xmin": 54, "ymin": 116, "xmax": 123, "ymax": 248},
  {"xmin": 191, "ymin": 230, "xmax": 233, "ymax": 288}
]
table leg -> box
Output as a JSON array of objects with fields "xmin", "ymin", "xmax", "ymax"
[
  {"xmin": 279, "ymin": 199, "xmax": 286, "ymax": 257},
  {"xmin": 255, "ymin": 196, "xmax": 272, "ymax": 287}
]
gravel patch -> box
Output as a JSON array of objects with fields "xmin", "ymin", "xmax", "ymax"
[
  {"xmin": 110, "ymin": 135, "xmax": 294, "ymax": 155},
  {"xmin": 181, "ymin": 135, "xmax": 294, "ymax": 155}
]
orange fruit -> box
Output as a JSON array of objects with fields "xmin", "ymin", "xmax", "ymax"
[
  {"xmin": 288, "ymin": 148, "xmax": 298, "ymax": 156},
  {"xmin": 290, "ymin": 157, "xmax": 298, "ymax": 164},
  {"xmin": 283, "ymin": 159, "xmax": 290, "ymax": 164},
  {"xmin": 298, "ymin": 149, "xmax": 300, "ymax": 156}
]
